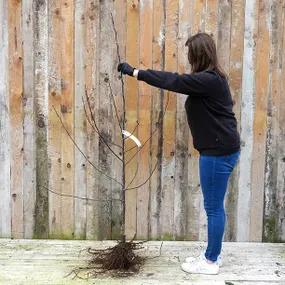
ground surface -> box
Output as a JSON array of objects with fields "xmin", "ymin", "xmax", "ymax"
[{"xmin": 0, "ymin": 239, "xmax": 284, "ymax": 285}]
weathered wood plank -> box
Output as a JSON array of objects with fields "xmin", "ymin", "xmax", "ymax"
[
  {"xmin": 136, "ymin": 0, "xmax": 153, "ymax": 239},
  {"xmin": 263, "ymin": 0, "xmax": 280, "ymax": 243},
  {"xmin": 84, "ymin": 0, "xmax": 100, "ymax": 240},
  {"xmin": 48, "ymin": 0, "xmax": 63, "ymax": 238},
  {"xmin": 33, "ymin": 0, "xmax": 49, "ymax": 239},
  {"xmin": 0, "ymin": 0, "xmax": 11, "ymax": 238},
  {"xmin": 187, "ymin": 0, "xmax": 202, "ymax": 242},
  {"xmin": 97, "ymin": 0, "xmax": 116, "ymax": 239},
  {"xmin": 74, "ymin": 0, "xmax": 87, "ymax": 239},
  {"xmin": 148, "ymin": 0, "xmax": 165, "ymax": 239},
  {"xmin": 174, "ymin": 0, "xmax": 191, "ymax": 239},
  {"xmin": 217, "ymin": 0, "xmax": 231, "ymax": 74},
  {"xmin": 225, "ymin": 0, "xmax": 245, "ymax": 241},
  {"xmin": 216, "ymin": 5, "xmax": 232, "ymax": 244},
  {"xmin": 8, "ymin": 0, "xmax": 24, "ymax": 239},
  {"xmin": 160, "ymin": 0, "xmax": 179, "ymax": 240},
  {"xmin": 263, "ymin": 0, "xmax": 285, "ymax": 243},
  {"xmin": 275, "ymin": 2, "xmax": 285, "ymax": 242},
  {"xmin": 125, "ymin": 1, "xmax": 139, "ymax": 239},
  {"xmin": 111, "ymin": 0, "xmax": 125, "ymax": 240},
  {"xmin": 205, "ymin": 0, "xmax": 218, "ymax": 38},
  {"xmin": 191, "ymin": 0, "xmax": 208, "ymax": 242},
  {"xmin": 217, "ymin": 0, "xmax": 235, "ymax": 243},
  {"xmin": 60, "ymin": 0, "xmax": 75, "ymax": 238},
  {"xmin": 237, "ymin": 0, "xmax": 258, "ymax": 241},
  {"xmin": 22, "ymin": 0, "xmax": 36, "ymax": 239},
  {"xmin": 249, "ymin": 0, "xmax": 270, "ymax": 242}
]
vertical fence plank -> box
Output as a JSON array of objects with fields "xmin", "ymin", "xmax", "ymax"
[
  {"xmin": 217, "ymin": 4, "xmax": 232, "ymax": 243},
  {"xmin": 148, "ymin": 0, "xmax": 165, "ymax": 239},
  {"xmin": 74, "ymin": 0, "xmax": 87, "ymax": 239},
  {"xmin": 205, "ymin": 0, "xmax": 218, "ymax": 38},
  {"xmin": 250, "ymin": 0, "xmax": 270, "ymax": 241},
  {"xmin": 264, "ymin": 0, "xmax": 285, "ymax": 242},
  {"xmin": 217, "ymin": 0, "xmax": 232, "ymax": 74},
  {"xmin": 22, "ymin": 0, "xmax": 36, "ymax": 239},
  {"xmin": 97, "ymin": 0, "xmax": 116, "ymax": 239},
  {"xmin": 60, "ymin": 0, "xmax": 75, "ymax": 239},
  {"xmin": 48, "ymin": 0, "xmax": 63, "ymax": 238},
  {"xmin": 193, "ymin": 0, "xmax": 206, "ymax": 32},
  {"xmin": 187, "ymin": 0, "xmax": 203, "ymax": 241},
  {"xmin": 237, "ymin": 0, "xmax": 258, "ymax": 241},
  {"xmin": 217, "ymin": 0, "xmax": 234, "ymax": 243},
  {"xmin": 225, "ymin": 0, "xmax": 245, "ymax": 241},
  {"xmin": 160, "ymin": 0, "xmax": 179, "ymax": 239},
  {"xmin": 0, "ymin": 0, "xmax": 11, "ymax": 238},
  {"xmin": 47, "ymin": 0, "xmax": 75, "ymax": 239},
  {"xmin": 174, "ymin": 0, "xmax": 191, "ymax": 239},
  {"xmin": 136, "ymin": 0, "xmax": 153, "ymax": 239},
  {"xmin": 191, "ymin": 0, "xmax": 208, "ymax": 242},
  {"xmin": 111, "ymin": 0, "xmax": 126, "ymax": 239},
  {"xmin": 276, "ymin": 3, "xmax": 285, "ymax": 241},
  {"xmin": 85, "ymin": 0, "xmax": 100, "ymax": 240},
  {"xmin": 8, "ymin": 0, "xmax": 24, "ymax": 239},
  {"xmin": 33, "ymin": 0, "xmax": 49, "ymax": 238},
  {"xmin": 125, "ymin": 1, "xmax": 139, "ymax": 239}
]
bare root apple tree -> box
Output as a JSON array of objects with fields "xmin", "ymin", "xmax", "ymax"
[{"xmin": 47, "ymin": 13, "xmax": 168, "ymax": 278}]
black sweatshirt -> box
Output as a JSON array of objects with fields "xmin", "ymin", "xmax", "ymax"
[{"xmin": 137, "ymin": 69, "xmax": 240, "ymax": 155}]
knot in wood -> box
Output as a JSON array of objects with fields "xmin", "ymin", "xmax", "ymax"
[
  {"xmin": 60, "ymin": 104, "xmax": 68, "ymax": 113},
  {"xmin": 38, "ymin": 117, "xmax": 45, "ymax": 128}
]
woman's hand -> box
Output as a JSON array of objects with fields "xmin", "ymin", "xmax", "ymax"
[{"xmin": 117, "ymin": 62, "xmax": 135, "ymax": 76}]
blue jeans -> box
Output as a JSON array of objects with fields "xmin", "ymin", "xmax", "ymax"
[{"xmin": 199, "ymin": 150, "xmax": 240, "ymax": 262}]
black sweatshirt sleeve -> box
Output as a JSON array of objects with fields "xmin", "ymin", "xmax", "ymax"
[{"xmin": 137, "ymin": 69, "xmax": 209, "ymax": 96}]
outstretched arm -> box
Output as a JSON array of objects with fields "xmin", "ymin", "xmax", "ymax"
[
  {"xmin": 118, "ymin": 62, "xmax": 207, "ymax": 96},
  {"xmin": 137, "ymin": 69, "xmax": 207, "ymax": 95}
]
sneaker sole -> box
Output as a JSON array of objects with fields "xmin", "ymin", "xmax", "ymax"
[
  {"xmin": 181, "ymin": 264, "xmax": 219, "ymax": 275},
  {"xmin": 185, "ymin": 257, "xmax": 222, "ymax": 267}
]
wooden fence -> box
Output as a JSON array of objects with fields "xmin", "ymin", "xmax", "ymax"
[{"xmin": 0, "ymin": 0, "xmax": 284, "ymax": 242}]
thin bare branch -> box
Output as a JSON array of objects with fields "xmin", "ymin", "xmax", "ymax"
[
  {"xmin": 110, "ymin": 12, "xmax": 126, "ymax": 105},
  {"xmin": 126, "ymin": 154, "xmax": 139, "ymax": 189},
  {"xmin": 84, "ymin": 90, "xmax": 123, "ymax": 163},
  {"xmin": 111, "ymin": 12, "xmax": 122, "ymax": 63},
  {"xmin": 125, "ymin": 92, "xmax": 170, "ymax": 164},
  {"xmin": 124, "ymin": 160, "xmax": 159, "ymax": 191},
  {"xmin": 52, "ymin": 106, "xmax": 123, "ymax": 186},
  {"xmin": 82, "ymin": 95, "xmax": 122, "ymax": 149},
  {"xmin": 107, "ymin": 81, "xmax": 123, "ymax": 131},
  {"xmin": 41, "ymin": 185, "xmax": 120, "ymax": 202}
]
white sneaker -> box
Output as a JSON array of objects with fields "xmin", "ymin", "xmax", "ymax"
[
  {"xmin": 185, "ymin": 252, "xmax": 223, "ymax": 267},
  {"xmin": 181, "ymin": 258, "xmax": 219, "ymax": 275}
]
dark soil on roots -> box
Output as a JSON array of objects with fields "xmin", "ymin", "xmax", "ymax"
[{"xmin": 66, "ymin": 239, "xmax": 148, "ymax": 279}]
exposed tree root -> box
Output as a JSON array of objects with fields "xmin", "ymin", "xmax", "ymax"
[{"xmin": 66, "ymin": 238, "xmax": 148, "ymax": 279}]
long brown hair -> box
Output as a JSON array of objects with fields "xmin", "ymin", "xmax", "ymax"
[{"xmin": 185, "ymin": 33, "xmax": 227, "ymax": 79}]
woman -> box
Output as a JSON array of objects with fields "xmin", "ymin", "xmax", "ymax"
[{"xmin": 118, "ymin": 33, "xmax": 240, "ymax": 275}]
